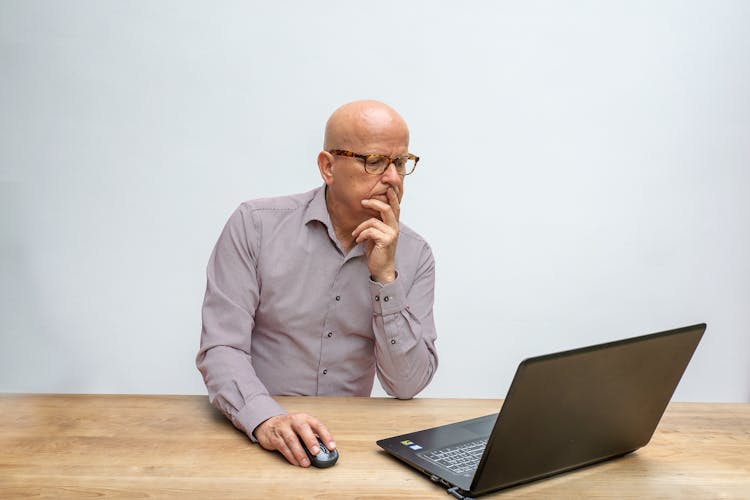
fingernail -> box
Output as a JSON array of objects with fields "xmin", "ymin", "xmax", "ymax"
[
  {"xmin": 311, "ymin": 446, "xmax": 320, "ymax": 455},
  {"xmin": 301, "ymin": 458, "xmax": 310, "ymax": 467},
  {"xmin": 328, "ymin": 441, "xmax": 336, "ymax": 449}
]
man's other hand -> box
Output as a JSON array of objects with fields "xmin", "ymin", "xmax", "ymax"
[
  {"xmin": 354, "ymin": 186, "xmax": 400, "ymax": 284},
  {"xmin": 254, "ymin": 413, "xmax": 336, "ymax": 467}
]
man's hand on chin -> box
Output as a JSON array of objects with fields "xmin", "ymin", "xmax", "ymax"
[{"xmin": 352, "ymin": 187, "xmax": 400, "ymax": 284}]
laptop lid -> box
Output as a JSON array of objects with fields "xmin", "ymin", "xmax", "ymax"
[{"xmin": 377, "ymin": 323, "xmax": 706, "ymax": 497}]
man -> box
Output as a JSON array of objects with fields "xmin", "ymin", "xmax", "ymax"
[{"xmin": 197, "ymin": 100, "xmax": 438, "ymax": 467}]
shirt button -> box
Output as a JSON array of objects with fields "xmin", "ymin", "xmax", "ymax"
[
  {"xmin": 391, "ymin": 339, "xmax": 396, "ymax": 344},
  {"xmin": 375, "ymin": 295, "xmax": 380, "ymax": 301},
  {"xmin": 327, "ymin": 332, "xmax": 333, "ymax": 338},
  {"xmin": 335, "ymin": 295, "xmax": 341, "ymax": 301},
  {"xmin": 322, "ymin": 369, "xmax": 328, "ymax": 375},
  {"xmin": 383, "ymin": 296, "xmax": 389, "ymax": 302}
]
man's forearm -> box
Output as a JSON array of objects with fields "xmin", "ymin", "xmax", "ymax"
[
  {"xmin": 368, "ymin": 270, "xmax": 438, "ymax": 399},
  {"xmin": 197, "ymin": 344, "xmax": 287, "ymax": 441}
]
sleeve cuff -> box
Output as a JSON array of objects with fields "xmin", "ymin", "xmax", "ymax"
[
  {"xmin": 369, "ymin": 273, "xmax": 407, "ymax": 316},
  {"xmin": 233, "ymin": 394, "xmax": 287, "ymax": 443}
]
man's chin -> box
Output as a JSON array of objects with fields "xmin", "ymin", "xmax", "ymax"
[{"xmin": 361, "ymin": 206, "xmax": 383, "ymax": 221}]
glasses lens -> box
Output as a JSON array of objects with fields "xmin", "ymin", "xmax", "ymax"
[
  {"xmin": 363, "ymin": 155, "xmax": 416, "ymax": 175},
  {"xmin": 392, "ymin": 158, "xmax": 408, "ymax": 176},
  {"xmin": 365, "ymin": 155, "xmax": 389, "ymax": 174},
  {"xmin": 395, "ymin": 158, "xmax": 417, "ymax": 175}
]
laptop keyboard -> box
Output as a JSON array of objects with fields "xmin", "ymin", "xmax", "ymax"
[{"xmin": 419, "ymin": 438, "xmax": 487, "ymax": 476}]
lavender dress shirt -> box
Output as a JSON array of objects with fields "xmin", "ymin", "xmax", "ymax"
[{"xmin": 196, "ymin": 185, "xmax": 438, "ymax": 440}]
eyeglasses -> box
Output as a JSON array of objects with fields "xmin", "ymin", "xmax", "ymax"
[{"xmin": 327, "ymin": 149, "xmax": 419, "ymax": 176}]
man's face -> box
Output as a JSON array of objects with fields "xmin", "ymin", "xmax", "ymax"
[{"xmin": 326, "ymin": 120, "xmax": 409, "ymax": 225}]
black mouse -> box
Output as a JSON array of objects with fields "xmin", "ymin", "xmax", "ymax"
[{"xmin": 301, "ymin": 436, "xmax": 339, "ymax": 468}]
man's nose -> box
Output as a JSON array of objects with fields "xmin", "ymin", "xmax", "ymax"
[{"xmin": 382, "ymin": 162, "xmax": 402, "ymax": 183}]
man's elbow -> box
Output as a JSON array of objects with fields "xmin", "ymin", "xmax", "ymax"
[
  {"xmin": 391, "ymin": 388, "xmax": 418, "ymax": 400},
  {"xmin": 388, "ymin": 372, "xmax": 434, "ymax": 400}
]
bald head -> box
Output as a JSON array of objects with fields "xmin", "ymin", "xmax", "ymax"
[{"xmin": 324, "ymin": 100, "xmax": 409, "ymax": 152}]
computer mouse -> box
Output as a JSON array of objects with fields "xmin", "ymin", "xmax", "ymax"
[{"xmin": 301, "ymin": 436, "xmax": 339, "ymax": 468}]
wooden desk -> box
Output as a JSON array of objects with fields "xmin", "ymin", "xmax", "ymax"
[{"xmin": 1, "ymin": 395, "xmax": 748, "ymax": 498}]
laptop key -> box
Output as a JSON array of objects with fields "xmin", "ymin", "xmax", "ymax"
[{"xmin": 419, "ymin": 438, "xmax": 488, "ymax": 476}]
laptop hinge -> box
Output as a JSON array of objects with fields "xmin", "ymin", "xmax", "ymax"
[{"xmin": 447, "ymin": 486, "xmax": 475, "ymax": 500}]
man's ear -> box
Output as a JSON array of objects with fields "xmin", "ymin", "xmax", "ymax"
[{"xmin": 317, "ymin": 151, "xmax": 334, "ymax": 186}]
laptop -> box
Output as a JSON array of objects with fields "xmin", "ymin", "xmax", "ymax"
[{"xmin": 377, "ymin": 323, "xmax": 706, "ymax": 499}]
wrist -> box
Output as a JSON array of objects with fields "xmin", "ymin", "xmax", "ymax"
[
  {"xmin": 253, "ymin": 416, "xmax": 272, "ymax": 439},
  {"xmin": 371, "ymin": 270, "xmax": 397, "ymax": 284}
]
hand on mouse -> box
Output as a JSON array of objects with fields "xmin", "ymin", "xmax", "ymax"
[
  {"xmin": 300, "ymin": 436, "xmax": 339, "ymax": 468},
  {"xmin": 254, "ymin": 413, "xmax": 336, "ymax": 467}
]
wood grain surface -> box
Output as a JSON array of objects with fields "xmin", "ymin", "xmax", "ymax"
[{"xmin": 1, "ymin": 394, "xmax": 748, "ymax": 498}]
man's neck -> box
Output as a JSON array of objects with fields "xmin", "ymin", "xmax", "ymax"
[
  {"xmin": 325, "ymin": 192, "xmax": 358, "ymax": 254},
  {"xmin": 333, "ymin": 226, "xmax": 357, "ymax": 254}
]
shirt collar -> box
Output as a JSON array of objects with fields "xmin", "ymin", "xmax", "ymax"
[
  {"xmin": 303, "ymin": 184, "xmax": 333, "ymax": 228},
  {"xmin": 304, "ymin": 184, "xmax": 365, "ymax": 258}
]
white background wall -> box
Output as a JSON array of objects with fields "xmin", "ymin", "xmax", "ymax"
[{"xmin": 1, "ymin": 1, "xmax": 748, "ymax": 402}]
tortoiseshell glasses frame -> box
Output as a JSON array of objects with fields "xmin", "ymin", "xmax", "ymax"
[{"xmin": 327, "ymin": 149, "xmax": 420, "ymax": 176}]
